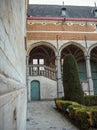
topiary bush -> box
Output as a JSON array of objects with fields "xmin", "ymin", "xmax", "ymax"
[
  {"xmin": 84, "ymin": 95, "xmax": 97, "ymax": 106},
  {"xmin": 63, "ymin": 54, "xmax": 84, "ymax": 104}
]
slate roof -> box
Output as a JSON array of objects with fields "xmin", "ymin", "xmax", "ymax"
[{"xmin": 28, "ymin": 4, "xmax": 97, "ymax": 18}]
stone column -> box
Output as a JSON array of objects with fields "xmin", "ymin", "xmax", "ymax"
[
  {"xmin": 85, "ymin": 56, "xmax": 94, "ymax": 95},
  {"xmin": 56, "ymin": 55, "xmax": 64, "ymax": 97},
  {"xmin": 26, "ymin": 55, "xmax": 29, "ymax": 75},
  {"xmin": 26, "ymin": 55, "xmax": 30, "ymax": 101}
]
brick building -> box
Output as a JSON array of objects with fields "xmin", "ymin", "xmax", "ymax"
[{"xmin": 26, "ymin": 4, "xmax": 97, "ymax": 101}]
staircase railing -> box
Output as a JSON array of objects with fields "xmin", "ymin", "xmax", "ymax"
[{"xmin": 28, "ymin": 65, "xmax": 57, "ymax": 80}]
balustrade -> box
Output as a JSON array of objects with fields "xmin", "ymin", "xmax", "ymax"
[{"xmin": 28, "ymin": 65, "xmax": 57, "ymax": 80}]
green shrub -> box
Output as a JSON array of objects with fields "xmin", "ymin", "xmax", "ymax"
[
  {"xmin": 55, "ymin": 99, "xmax": 65, "ymax": 110},
  {"xmin": 68, "ymin": 104, "xmax": 83, "ymax": 120},
  {"xmin": 84, "ymin": 95, "xmax": 97, "ymax": 106},
  {"xmin": 61, "ymin": 101, "xmax": 74, "ymax": 113},
  {"xmin": 63, "ymin": 54, "xmax": 84, "ymax": 104},
  {"xmin": 91, "ymin": 110, "xmax": 97, "ymax": 128},
  {"xmin": 75, "ymin": 109, "xmax": 90, "ymax": 130},
  {"xmin": 55, "ymin": 99, "xmax": 97, "ymax": 129}
]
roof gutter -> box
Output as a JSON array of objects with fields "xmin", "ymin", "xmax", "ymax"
[{"xmin": 27, "ymin": 16, "xmax": 97, "ymax": 22}]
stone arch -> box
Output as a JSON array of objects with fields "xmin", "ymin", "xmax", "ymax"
[
  {"xmin": 28, "ymin": 41, "xmax": 56, "ymax": 68},
  {"xmin": 59, "ymin": 41, "xmax": 87, "ymax": 56},
  {"xmin": 60, "ymin": 42, "xmax": 87, "ymax": 81},
  {"xmin": 89, "ymin": 44, "xmax": 97, "ymax": 94},
  {"xmin": 27, "ymin": 41, "xmax": 57, "ymax": 55},
  {"xmin": 88, "ymin": 43, "xmax": 97, "ymax": 56}
]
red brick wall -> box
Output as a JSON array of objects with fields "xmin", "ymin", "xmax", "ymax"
[
  {"xmin": 27, "ymin": 23, "xmax": 95, "ymax": 32},
  {"xmin": 27, "ymin": 21, "xmax": 97, "ymax": 40},
  {"xmin": 27, "ymin": 32, "xmax": 97, "ymax": 40}
]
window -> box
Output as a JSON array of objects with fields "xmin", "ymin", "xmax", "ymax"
[
  {"xmin": 33, "ymin": 59, "xmax": 38, "ymax": 71},
  {"xmin": 32, "ymin": 59, "xmax": 44, "ymax": 71},
  {"xmin": 61, "ymin": 8, "xmax": 67, "ymax": 17},
  {"xmin": 39, "ymin": 59, "xmax": 44, "ymax": 70},
  {"xmin": 94, "ymin": 9, "xmax": 97, "ymax": 17},
  {"xmin": 33, "ymin": 59, "xmax": 38, "ymax": 64},
  {"xmin": 39, "ymin": 59, "xmax": 44, "ymax": 64},
  {"xmin": 96, "ymin": 25, "xmax": 97, "ymax": 32}
]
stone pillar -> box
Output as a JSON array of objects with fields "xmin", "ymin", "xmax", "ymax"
[
  {"xmin": 85, "ymin": 56, "xmax": 94, "ymax": 95},
  {"xmin": 56, "ymin": 55, "xmax": 64, "ymax": 97},
  {"xmin": 26, "ymin": 55, "xmax": 29, "ymax": 75},
  {"xmin": 26, "ymin": 55, "xmax": 30, "ymax": 101}
]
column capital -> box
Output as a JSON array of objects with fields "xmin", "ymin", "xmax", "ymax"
[
  {"xmin": 85, "ymin": 55, "xmax": 90, "ymax": 60},
  {"xmin": 26, "ymin": 55, "xmax": 29, "ymax": 58},
  {"xmin": 56, "ymin": 55, "xmax": 61, "ymax": 60}
]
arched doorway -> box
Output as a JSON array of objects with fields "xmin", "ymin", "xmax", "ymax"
[
  {"xmin": 91, "ymin": 47, "xmax": 97, "ymax": 94},
  {"xmin": 31, "ymin": 80, "xmax": 40, "ymax": 101},
  {"xmin": 61, "ymin": 44, "xmax": 87, "ymax": 81}
]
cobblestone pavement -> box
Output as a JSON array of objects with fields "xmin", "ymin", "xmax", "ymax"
[{"xmin": 27, "ymin": 101, "xmax": 79, "ymax": 130}]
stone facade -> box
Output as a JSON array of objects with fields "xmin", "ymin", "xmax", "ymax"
[
  {"xmin": 26, "ymin": 5, "xmax": 97, "ymax": 101},
  {"xmin": 0, "ymin": 0, "xmax": 27, "ymax": 130}
]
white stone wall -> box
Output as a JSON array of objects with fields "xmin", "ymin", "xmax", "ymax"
[
  {"xmin": 0, "ymin": 89, "xmax": 26, "ymax": 130},
  {"xmin": 28, "ymin": 76, "xmax": 57, "ymax": 101},
  {"xmin": 0, "ymin": 0, "xmax": 27, "ymax": 130},
  {"xmin": 0, "ymin": 0, "xmax": 26, "ymax": 88}
]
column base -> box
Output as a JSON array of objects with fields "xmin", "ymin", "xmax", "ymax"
[{"xmin": 88, "ymin": 78, "xmax": 94, "ymax": 95}]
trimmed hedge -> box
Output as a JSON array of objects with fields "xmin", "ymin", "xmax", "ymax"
[
  {"xmin": 55, "ymin": 99, "xmax": 97, "ymax": 130},
  {"xmin": 91, "ymin": 110, "xmax": 97, "ymax": 128},
  {"xmin": 84, "ymin": 95, "xmax": 97, "ymax": 106},
  {"xmin": 75, "ymin": 109, "xmax": 90, "ymax": 130}
]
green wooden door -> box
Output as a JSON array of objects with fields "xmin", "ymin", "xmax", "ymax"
[
  {"xmin": 91, "ymin": 61, "xmax": 97, "ymax": 94},
  {"xmin": 78, "ymin": 60, "xmax": 87, "ymax": 81},
  {"xmin": 31, "ymin": 81, "xmax": 40, "ymax": 101}
]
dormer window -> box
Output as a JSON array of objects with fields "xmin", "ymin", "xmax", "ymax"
[
  {"xmin": 94, "ymin": 9, "xmax": 97, "ymax": 17},
  {"xmin": 61, "ymin": 8, "xmax": 67, "ymax": 17},
  {"xmin": 96, "ymin": 25, "xmax": 97, "ymax": 31}
]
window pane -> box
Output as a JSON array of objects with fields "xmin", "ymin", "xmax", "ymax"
[
  {"xmin": 33, "ymin": 59, "xmax": 38, "ymax": 64},
  {"xmin": 39, "ymin": 59, "xmax": 44, "ymax": 64}
]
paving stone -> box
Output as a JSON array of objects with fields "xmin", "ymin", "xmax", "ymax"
[{"xmin": 27, "ymin": 101, "xmax": 79, "ymax": 130}]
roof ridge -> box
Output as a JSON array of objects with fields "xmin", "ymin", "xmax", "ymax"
[{"xmin": 29, "ymin": 4, "xmax": 94, "ymax": 8}]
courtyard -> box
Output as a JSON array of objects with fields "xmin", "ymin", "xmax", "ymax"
[{"xmin": 27, "ymin": 101, "xmax": 79, "ymax": 130}]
